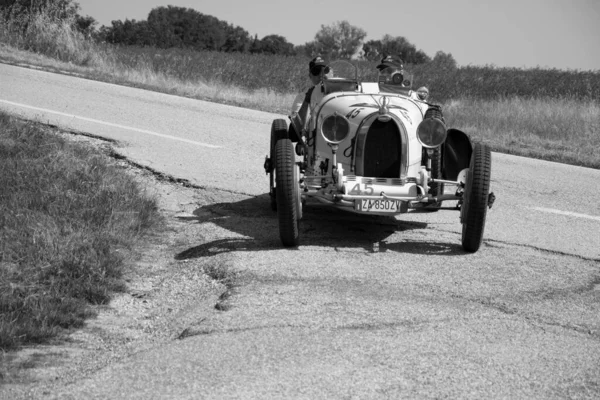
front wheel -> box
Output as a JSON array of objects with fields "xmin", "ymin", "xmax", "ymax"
[
  {"xmin": 269, "ymin": 119, "xmax": 288, "ymax": 211},
  {"xmin": 461, "ymin": 143, "xmax": 492, "ymax": 252},
  {"xmin": 275, "ymin": 138, "xmax": 301, "ymax": 246}
]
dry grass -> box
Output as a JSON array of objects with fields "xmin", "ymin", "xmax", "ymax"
[
  {"xmin": 444, "ymin": 97, "xmax": 600, "ymax": 168},
  {"xmin": 0, "ymin": 43, "xmax": 295, "ymax": 113},
  {"xmin": 0, "ymin": 113, "xmax": 162, "ymax": 351}
]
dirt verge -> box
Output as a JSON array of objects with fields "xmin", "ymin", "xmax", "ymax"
[{"xmin": 0, "ymin": 131, "xmax": 244, "ymax": 398}]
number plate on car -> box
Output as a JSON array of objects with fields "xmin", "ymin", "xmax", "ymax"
[{"xmin": 356, "ymin": 199, "xmax": 400, "ymax": 213}]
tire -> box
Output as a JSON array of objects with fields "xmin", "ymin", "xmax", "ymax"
[
  {"xmin": 275, "ymin": 138, "xmax": 301, "ymax": 247},
  {"xmin": 461, "ymin": 143, "xmax": 492, "ymax": 252},
  {"xmin": 269, "ymin": 119, "xmax": 288, "ymax": 211}
]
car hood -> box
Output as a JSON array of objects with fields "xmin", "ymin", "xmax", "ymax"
[{"xmin": 316, "ymin": 92, "xmax": 425, "ymax": 132}]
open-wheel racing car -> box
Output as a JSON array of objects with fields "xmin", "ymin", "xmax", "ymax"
[{"xmin": 264, "ymin": 60, "xmax": 495, "ymax": 252}]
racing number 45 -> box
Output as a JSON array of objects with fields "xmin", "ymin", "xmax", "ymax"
[{"xmin": 349, "ymin": 183, "xmax": 374, "ymax": 195}]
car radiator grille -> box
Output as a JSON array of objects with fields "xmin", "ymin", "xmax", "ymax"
[{"xmin": 362, "ymin": 119, "xmax": 401, "ymax": 178}]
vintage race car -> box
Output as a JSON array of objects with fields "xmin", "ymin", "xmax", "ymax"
[{"xmin": 264, "ymin": 60, "xmax": 495, "ymax": 252}]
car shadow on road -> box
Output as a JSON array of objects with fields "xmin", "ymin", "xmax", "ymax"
[{"xmin": 175, "ymin": 194, "xmax": 465, "ymax": 260}]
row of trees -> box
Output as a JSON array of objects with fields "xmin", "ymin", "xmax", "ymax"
[
  {"xmin": 0, "ymin": 0, "xmax": 454, "ymax": 67},
  {"xmin": 99, "ymin": 8, "xmax": 434, "ymax": 64},
  {"xmin": 99, "ymin": 6, "xmax": 252, "ymax": 52}
]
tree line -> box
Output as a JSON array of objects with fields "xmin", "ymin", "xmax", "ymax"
[
  {"xmin": 0, "ymin": 0, "xmax": 455, "ymax": 67},
  {"xmin": 98, "ymin": 8, "xmax": 433, "ymax": 64}
]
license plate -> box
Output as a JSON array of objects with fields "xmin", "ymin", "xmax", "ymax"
[{"xmin": 356, "ymin": 199, "xmax": 400, "ymax": 213}]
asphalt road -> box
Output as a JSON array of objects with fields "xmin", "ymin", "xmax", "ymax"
[{"xmin": 1, "ymin": 63, "xmax": 599, "ymax": 399}]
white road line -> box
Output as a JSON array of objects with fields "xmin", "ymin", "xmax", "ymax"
[
  {"xmin": 531, "ymin": 207, "xmax": 600, "ymax": 222},
  {"xmin": 0, "ymin": 99, "xmax": 222, "ymax": 149}
]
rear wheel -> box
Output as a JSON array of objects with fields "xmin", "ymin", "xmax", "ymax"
[
  {"xmin": 275, "ymin": 138, "xmax": 301, "ymax": 247},
  {"xmin": 461, "ymin": 143, "xmax": 492, "ymax": 252},
  {"xmin": 269, "ymin": 119, "xmax": 288, "ymax": 211}
]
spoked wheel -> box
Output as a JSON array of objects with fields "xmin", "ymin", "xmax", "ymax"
[
  {"xmin": 269, "ymin": 119, "xmax": 288, "ymax": 211},
  {"xmin": 275, "ymin": 137, "xmax": 301, "ymax": 247},
  {"xmin": 461, "ymin": 143, "xmax": 492, "ymax": 252}
]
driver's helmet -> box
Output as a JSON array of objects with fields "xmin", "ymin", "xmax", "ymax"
[
  {"xmin": 309, "ymin": 56, "xmax": 330, "ymax": 76},
  {"xmin": 376, "ymin": 55, "xmax": 405, "ymax": 85}
]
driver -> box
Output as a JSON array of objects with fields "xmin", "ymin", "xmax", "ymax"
[
  {"xmin": 308, "ymin": 55, "xmax": 330, "ymax": 86},
  {"xmin": 376, "ymin": 55, "xmax": 405, "ymax": 85},
  {"xmin": 290, "ymin": 56, "xmax": 330, "ymax": 140}
]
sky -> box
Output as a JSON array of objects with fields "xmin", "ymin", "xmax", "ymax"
[{"xmin": 75, "ymin": 0, "xmax": 600, "ymax": 71}]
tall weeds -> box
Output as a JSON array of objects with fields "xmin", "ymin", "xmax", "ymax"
[
  {"xmin": 444, "ymin": 97, "xmax": 600, "ymax": 168},
  {"xmin": 0, "ymin": 5, "xmax": 105, "ymax": 66}
]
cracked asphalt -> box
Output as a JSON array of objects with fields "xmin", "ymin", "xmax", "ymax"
[{"xmin": 1, "ymin": 63, "xmax": 599, "ymax": 399}]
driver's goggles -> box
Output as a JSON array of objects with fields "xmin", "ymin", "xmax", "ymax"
[{"xmin": 310, "ymin": 66, "xmax": 330, "ymax": 76}]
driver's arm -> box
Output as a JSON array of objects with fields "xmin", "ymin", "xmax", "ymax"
[
  {"xmin": 292, "ymin": 86, "xmax": 315, "ymax": 134},
  {"xmin": 307, "ymin": 84, "xmax": 324, "ymax": 132}
]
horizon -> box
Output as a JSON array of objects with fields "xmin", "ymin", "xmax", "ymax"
[{"xmin": 75, "ymin": 0, "xmax": 600, "ymax": 72}]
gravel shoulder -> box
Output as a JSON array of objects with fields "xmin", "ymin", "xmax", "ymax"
[{"xmin": 0, "ymin": 132, "xmax": 243, "ymax": 398}]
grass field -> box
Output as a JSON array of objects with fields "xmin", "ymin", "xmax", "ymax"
[
  {"xmin": 0, "ymin": 113, "xmax": 162, "ymax": 351},
  {"xmin": 444, "ymin": 97, "xmax": 600, "ymax": 168}
]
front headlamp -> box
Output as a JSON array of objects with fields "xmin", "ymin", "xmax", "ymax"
[
  {"xmin": 417, "ymin": 118, "xmax": 447, "ymax": 148},
  {"xmin": 321, "ymin": 113, "xmax": 350, "ymax": 144}
]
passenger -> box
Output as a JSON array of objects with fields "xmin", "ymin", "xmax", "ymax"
[
  {"xmin": 376, "ymin": 55, "xmax": 405, "ymax": 85},
  {"xmin": 290, "ymin": 56, "xmax": 330, "ymax": 140}
]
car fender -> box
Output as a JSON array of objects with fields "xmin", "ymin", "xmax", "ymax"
[{"xmin": 443, "ymin": 128, "xmax": 473, "ymax": 181}]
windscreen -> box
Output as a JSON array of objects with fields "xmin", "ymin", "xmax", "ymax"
[{"xmin": 327, "ymin": 61, "xmax": 358, "ymax": 81}]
